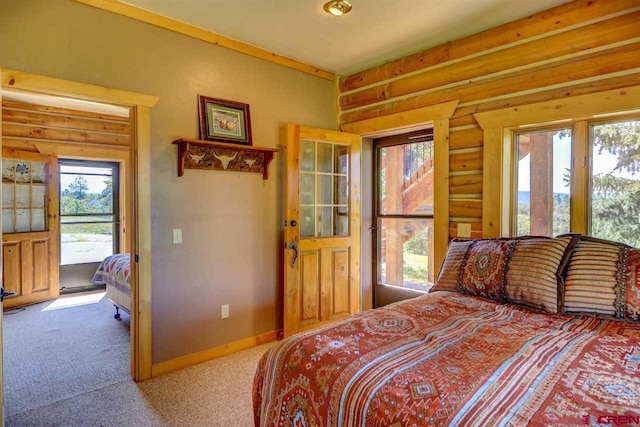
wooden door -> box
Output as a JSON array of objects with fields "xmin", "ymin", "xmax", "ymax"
[
  {"xmin": 284, "ymin": 125, "xmax": 361, "ymax": 337},
  {"xmin": 1, "ymin": 150, "xmax": 59, "ymax": 309}
]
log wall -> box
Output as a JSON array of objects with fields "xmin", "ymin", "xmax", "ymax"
[
  {"xmin": 2, "ymin": 99, "xmax": 130, "ymax": 152},
  {"xmin": 338, "ymin": 0, "xmax": 640, "ymax": 239}
]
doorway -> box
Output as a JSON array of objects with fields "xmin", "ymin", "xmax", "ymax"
[
  {"xmin": 1, "ymin": 68, "xmax": 158, "ymax": 392},
  {"xmin": 59, "ymin": 160, "xmax": 120, "ymax": 295}
]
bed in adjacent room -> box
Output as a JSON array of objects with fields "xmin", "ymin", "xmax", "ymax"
[
  {"xmin": 253, "ymin": 234, "xmax": 640, "ymax": 426},
  {"xmin": 92, "ymin": 253, "xmax": 131, "ymax": 319}
]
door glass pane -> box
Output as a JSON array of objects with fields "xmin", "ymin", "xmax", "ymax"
[
  {"xmin": 300, "ymin": 206, "xmax": 315, "ymax": 237},
  {"xmin": 1, "ymin": 159, "xmax": 48, "ymax": 233},
  {"xmin": 379, "ymin": 141, "xmax": 434, "ymax": 216},
  {"xmin": 299, "ymin": 140, "xmax": 350, "ymax": 238},
  {"xmin": 590, "ymin": 120, "xmax": 640, "ymax": 247},
  {"xmin": 377, "ymin": 218, "xmax": 434, "ymax": 289},
  {"xmin": 318, "ymin": 206, "xmax": 333, "ymax": 237},
  {"xmin": 16, "ymin": 209, "xmax": 31, "ymax": 232},
  {"xmin": 300, "ymin": 139, "xmax": 316, "ymax": 172},
  {"xmin": 515, "ymin": 129, "xmax": 571, "ymax": 236},
  {"xmin": 2, "ymin": 210, "xmax": 14, "ymax": 233},
  {"xmin": 300, "ymin": 173, "xmax": 315, "ymax": 205},
  {"xmin": 317, "ymin": 142, "xmax": 333, "ymax": 173},
  {"xmin": 32, "ymin": 209, "xmax": 45, "ymax": 231},
  {"xmin": 317, "ymin": 175, "xmax": 332, "ymax": 205}
]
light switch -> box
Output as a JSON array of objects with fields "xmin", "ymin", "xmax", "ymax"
[
  {"xmin": 457, "ymin": 223, "xmax": 472, "ymax": 238},
  {"xmin": 173, "ymin": 229, "xmax": 182, "ymax": 244}
]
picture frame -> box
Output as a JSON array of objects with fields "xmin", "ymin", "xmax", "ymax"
[{"xmin": 198, "ymin": 95, "xmax": 252, "ymax": 145}]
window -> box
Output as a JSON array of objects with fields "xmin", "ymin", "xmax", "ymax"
[
  {"xmin": 589, "ymin": 119, "xmax": 640, "ymax": 246},
  {"xmin": 514, "ymin": 128, "xmax": 571, "ymax": 237},
  {"xmin": 59, "ymin": 160, "xmax": 119, "ymax": 265},
  {"xmin": 375, "ymin": 130, "xmax": 434, "ymax": 291},
  {"xmin": 512, "ymin": 118, "xmax": 640, "ymax": 247}
]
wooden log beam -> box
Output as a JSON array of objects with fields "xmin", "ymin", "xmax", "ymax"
[
  {"xmin": 450, "ymin": 174, "xmax": 483, "ymax": 195},
  {"xmin": 3, "ymin": 109, "xmax": 130, "ymax": 134},
  {"xmin": 2, "ymin": 100, "xmax": 128, "ymax": 121},
  {"xmin": 450, "ymin": 151, "xmax": 483, "ymax": 173},
  {"xmin": 450, "ymin": 128, "xmax": 483, "ymax": 150},
  {"xmin": 449, "ymin": 199, "xmax": 483, "ymax": 219},
  {"xmin": 450, "ymin": 72, "xmax": 640, "ymax": 128},
  {"xmin": 340, "ymin": 11, "xmax": 640, "ymax": 110},
  {"xmin": 340, "ymin": 44, "xmax": 640, "ymax": 125},
  {"xmin": 3, "ymin": 123, "xmax": 130, "ymax": 146},
  {"xmin": 339, "ymin": 0, "xmax": 640, "ymax": 92}
]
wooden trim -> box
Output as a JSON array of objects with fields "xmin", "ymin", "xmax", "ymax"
[
  {"xmin": 151, "ymin": 330, "xmax": 280, "ymax": 377},
  {"xmin": 2, "ymin": 69, "xmax": 159, "ymax": 108},
  {"xmin": 482, "ymin": 128, "xmax": 503, "ymax": 238},
  {"xmin": 73, "ymin": 0, "xmax": 335, "ymax": 82},
  {"xmin": 340, "ymin": 101, "xmax": 458, "ymax": 136},
  {"xmin": 473, "ymin": 84, "xmax": 640, "ymax": 129},
  {"xmin": 2, "ymin": 99, "xmax": 128, "ymax": 121},
  {"xmin": 33, "ymin": 142, "xmax": 129, "ymax": 159},
  {"xmin": 571, "ymin": 120, "xmax": 589, "ymax": 234},
  {"xmin": 433, "ymin": 118, "xmax": 449, "ymax": 276},
  {"xmin": 130, "ymin": 105, "xmax": 152, "ymax": 381}
]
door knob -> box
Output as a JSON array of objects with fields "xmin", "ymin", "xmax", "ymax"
[{"xmin": 290, "ymin": 220, "xmax": 297, "ymax": 227}]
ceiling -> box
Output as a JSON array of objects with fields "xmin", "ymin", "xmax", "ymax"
[{"xmin": 121, "ymin": 0, "xmax": 573, "ymax": 76}]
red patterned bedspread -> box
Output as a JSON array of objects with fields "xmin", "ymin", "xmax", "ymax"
[{"xmin": 253, "ymin": 291, "xmax": 640, "ymax": 426}]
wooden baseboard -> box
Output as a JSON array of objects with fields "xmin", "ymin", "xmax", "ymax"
[{"xmin": 151, "ymin": 329, "xmax": 281, "ymax": 378}]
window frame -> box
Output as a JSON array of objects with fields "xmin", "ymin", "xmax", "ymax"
[
  {"xmin": 474, "ymin": 85, "xmax": 640, "ymax": 239},
  {"xmin": 58, "ymin": 158, "xmax": 120, "ymax": 264},
  {"xmin": 373, "ymin": 129, "xmax": 435, "ymax": 293}
]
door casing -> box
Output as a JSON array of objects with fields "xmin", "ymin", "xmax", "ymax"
[{"xmin": 0, "ymin": 68, "xmax": 158, "ymax": 385}]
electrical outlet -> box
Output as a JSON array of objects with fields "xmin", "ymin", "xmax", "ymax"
[
  {"xmin": 221, "ymin": 304, "xmax": 229, "ymax": 319},
  {"xmin": 457, "ymin": 223, "xmax": 472, "ymax": 238},
  {"xmin": 173, "ymin": 229, "xmax": 182, "ymax": 244}
]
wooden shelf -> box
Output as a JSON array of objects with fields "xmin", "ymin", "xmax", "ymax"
[{"xmin": 172, "ymin": 138, "xmax": 277, "ymax": 180}]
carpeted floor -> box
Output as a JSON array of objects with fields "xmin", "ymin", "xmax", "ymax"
[{"xmin": 3, "ymin": 291, "xmax": 275, "ymax": 426}]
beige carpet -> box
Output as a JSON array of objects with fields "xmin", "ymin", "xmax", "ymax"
[{"xmin": 4, "ymin": 291, "xmax": 276, "ymax": 426}]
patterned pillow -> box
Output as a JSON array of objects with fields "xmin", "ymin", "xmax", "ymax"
[
  {"xmin": 624, "ymin": 248, "xmax": 640, "ymax": 320},
  {"xmin": 562, "ymin": 236, "xmax": 626, "ymax": 317},
  {"xmin": 458, "ymin": 239, "xmax": 517, "ymax": 301},
  {"xmin": 505, "ymin": 235, "xmax": 577, "ymax": 314},
  {"xmin": 431, "ymin": 239, "xmax": 474, "ymax": 293}
]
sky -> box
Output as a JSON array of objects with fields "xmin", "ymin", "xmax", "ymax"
[
  {"xmin": 517, "ymin": 133, "xmax": 636, "ymax": 194},
  {"xmin": 59, "ymin": 165, "xmax": 113, "ymax": 194}
]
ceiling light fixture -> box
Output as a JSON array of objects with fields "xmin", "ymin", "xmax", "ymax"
[{"xmin": 323, "ymin": 0, "xmax": 352, "ymax": 16}]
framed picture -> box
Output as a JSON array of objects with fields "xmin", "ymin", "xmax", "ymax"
[{"xmin": 198, "ymin": 95, "xmax": 252, "ymax": 145}]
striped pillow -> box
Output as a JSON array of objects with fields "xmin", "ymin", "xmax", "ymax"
[
  {"xmin": 563, "ymin": 236, "xmax": 626, "ymax": 317},
  {"xmin": 431, "ymin": 239, "xmax": 474, "ymax": 293},
  {"xmin": 505, "ymin": 235, "xmax": 577, "ymax": 313}
]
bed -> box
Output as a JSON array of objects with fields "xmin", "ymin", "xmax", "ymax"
[
  {"xmin": 92, "ymin": 253, "xmax": 131, "ymax": 319},
  {"xmin": 253, "ymin": 234, "xmax": 640, "ymax": 426}
]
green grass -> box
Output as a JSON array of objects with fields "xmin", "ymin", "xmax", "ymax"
[{"xmin": 403, "ymin": 253, "xmax": 429, "ymax": 283}]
